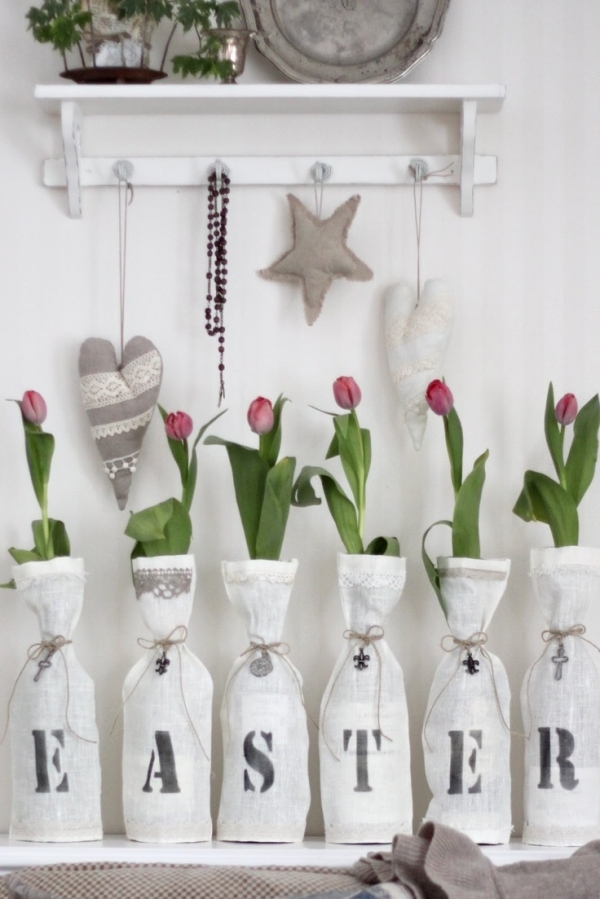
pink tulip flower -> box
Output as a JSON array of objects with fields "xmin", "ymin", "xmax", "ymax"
[
  {"xmin": 425, "ymin": 380, "xmax": 454, "ymax": 416},
  {"xmin": 555, "ymin": 393, "xmax": 578, "ymax": 426},
  {"xmin": 248, "ymin": 397, "xmax": 274, "ymax": 435},
  {"xmin": 165, "ymin": 411, "xmax": 194, "ymax": 441},
  {"xmin": 21, "ymin": 390, "xmax": 47, "ymax": 425},
  {"xmin": 333, "ymin": 376, "xmax": 362, "ymax": 410}
]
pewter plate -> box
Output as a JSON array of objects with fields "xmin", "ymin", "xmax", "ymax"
[{"xmin": 241, "ymin": 0, "xmax": 451, "ymax": 84}]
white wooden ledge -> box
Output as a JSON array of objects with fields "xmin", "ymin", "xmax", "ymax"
[{"xmin": 34, "ymin": 83, "xmax": 505, "ymax": 219}]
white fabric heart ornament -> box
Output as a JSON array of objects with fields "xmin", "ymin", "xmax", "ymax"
[
  {"xmin": 384, "ymin": 279, "xmax": 453, "ymax": 450},
  {"xmin": 79, "ymin": 336, "xmax": 163, "ymax": 510}
]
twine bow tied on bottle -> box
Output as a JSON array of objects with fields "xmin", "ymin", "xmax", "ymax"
[
  {"xmin": 523, "ymin": 624, "xmax": 600, "ymax": 738},
  {"xmin": 112, "ymin": 625, "xmax": 209, "ymax": 760},
  {"xmin": 423, "ymin": 631, "xmax": 511, "ymax": 752},
  {"xmin": 224, "ymin": 638, "xmax": 317, "ymax": 730},
  {"xmin": 0, "ymin": 634, "xmax": 96, "ymax": 746},
  {"xmin": 321, "ymin": 625, "xmax": 392, "ymax": 760}
]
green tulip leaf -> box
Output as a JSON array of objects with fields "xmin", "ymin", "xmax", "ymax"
[
  {"xmin": 0, "ymin": 580, "xmax": 16, "ymax": 589},
  {"xmin": 544, "ymin": 383, "xmax": 565, "ymax": 485},
  {"xmin": 364, "ymin": 536, "xmax": 401, "ymax": 557},
  {"xmin": 255, "ymin": 456, "xmax": 296, "ymax": 561},
  {"xmin": 31, "ymin": 519, "xmax": 70, "ymax": 560},
  {"xmin": 443, "ymin": 407, "xmax": 463, "ymax": 496},
  {"xmin": 513, "ymin": 470, "xmax": 579, "ymax": 547},
  {"xmin": 333, "ymin": 411, "xmax": 366, "ymax": 513},
  {"xmin": 128, "ymin": 498, "xmax": 192, "ymax": 558},
  {"xmin": 8, "ymin": 548, "xmax": 43, "ymax": 565},
  {"xmin": 451, "ymin": 449, "xmax": 488, "ymax": 558},
  {"xmin": 259, "ymin": 395, "xmax": 288, "ymax": 468},
  {"xmin": 292, "ymin": 465, "xmax": 363, "ymax": 554},
  {"xmin": 182, "ymin": 408, "xmax": 228, "ymax": 512},
  {"xmin": 421, "ymin": 520, "xmax": 453, "ymax": 619},
  {"xmin": 24, "ymin": 430, "xmax": 54, "ymax": 511},
  {"xmin": 205, "ymin": 437, "xmax": 270, "ymax": 559},
  {"xmin": 325, "ymin": 431, "xmax": 339, "ymax": 460},
  {"xmin": 565, "ymin": 393, "xmax": 600, "ymax": 507}
]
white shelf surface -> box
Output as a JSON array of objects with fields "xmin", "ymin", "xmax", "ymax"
[
  {"xmin": 34, "ymin": 83, "xmax": 506, "ymax": 117},
  {"xmin": 0, "ymin": 834, "xmax": 575, "ymax": 875}
]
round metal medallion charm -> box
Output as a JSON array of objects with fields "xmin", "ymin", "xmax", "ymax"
[{"xmin": 250, "ymin": 651, "xmax": 273, "ymax": 678}]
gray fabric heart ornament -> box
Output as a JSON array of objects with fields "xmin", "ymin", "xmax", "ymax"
[{"xmin": 79, "ymin": 336, "xmax": 163, "ymax": 510}]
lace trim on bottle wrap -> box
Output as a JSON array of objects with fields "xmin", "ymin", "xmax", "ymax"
[
  {"xmin": 224, "ymin": 568, "xmax": 296, "ymax": 586},
  {"xmin": 532, "ymin": 564, "xmax": 600, "ymax": 579},
  {"xmin": 15, "ymin": 571, "xmax": 86, "ymax": 590},
  {"xmin": 91, "ymin": 408, "xmax": 153, "ymax": 440},
  {"xmin": 133, "ymin": 567, "xmax": 193, "ymax": 599},
  {"xmin": 338, "ymin": 571, "xmax": 404, "ymax": 591},
  {"xmin": 440, "ymin": 567, "xmax": 507, "ymax": 581},
  {"xmin": 79, "ymin": 349, "xmax": 162, "ymax": 410}
]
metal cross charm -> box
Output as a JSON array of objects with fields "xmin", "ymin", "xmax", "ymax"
[
  {"xmin": 156, "ymin": 651, "xmax": 170, "ymax": 676},
  {"xmin": 552, "ymin": 641, "xmax": 569, "ymax": 680},
  {"xmin": 462, "ymin": 651, "xmax": 480, "ymax": 675},
  {"xmin": 33, "ymin": 649, "xmax": 56, "ymax": 682},
  {"xmin": 353, "ymin": 647, "xmax": 370, "ymax": 670}
]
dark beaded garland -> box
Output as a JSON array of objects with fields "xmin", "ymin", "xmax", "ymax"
[{"xmin": 205, "ymin": 169, "xmax": 230, "ymax": 405}]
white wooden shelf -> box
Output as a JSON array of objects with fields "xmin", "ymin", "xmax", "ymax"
[
  {"xmin": 0, "ymin": 834, "xmax": 574, "ymax": 876},
  {"xmin": 34, "ymin": 83, "xmax": 505, "ymax": 219}
]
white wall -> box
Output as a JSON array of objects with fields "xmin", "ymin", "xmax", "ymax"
[{"xmin": 1, "ymin": 0, "xmax": 600, "ymax": 838}]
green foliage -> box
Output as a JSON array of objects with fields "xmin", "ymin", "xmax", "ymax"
[
  {"xmin": 115, "ymin": 0, "xmax": 174, "ymax": 23},
  {"xmin": 171, "ymin": 51, "xmax": 234, "ymax": 81},
  {"xmin": 126, "ymin": 408, "xmax": 225, "ymax": 559},
  {"xmin": 513, "ymin": 383, "xmax": 600, "ymax": 547},
  {"xmin": 292, "ymin": 407, "xmax": 400, "ymax": 557},
  {"xmin": 171, "ymin": 0, "xmax": 240, "ymax": 82},
  {"xmin": 205, "ymin": 395, "xmax": 296, "ymax": 561},
  {"xmin": 26, "ymin": 0, "xmax": 91, "ymax": 54},
  {"xmin": 421, "ymin": 392, "xmax": 489, "ymax": 615}
]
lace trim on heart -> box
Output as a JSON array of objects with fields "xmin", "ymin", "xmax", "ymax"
[
  {"xmin": 103, "ymin": 452, "xmax": 139, "ymax": 478},
  {"xmin": 339, "ymin": 571, "xmax": 404, "ymax": 591},
  {"xmin": 92, "ymin": 408, "xmax": 153, "ymax": 440},
  {"xmin": 133, "ymin": 568, "xmax": 194, "ymax": 599},
  {"xmin": 80, "ymin": 350, "xmax": 162, "ymax": 410}
]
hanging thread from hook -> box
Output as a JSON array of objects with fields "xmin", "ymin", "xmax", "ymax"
[
  {"xmin": 311, "ymin": 161, "xmax": 332, "ymax": 219},
  {"xmin": 409, "ymin": 158, "xmax": 427, "ymax": 304},
  {"xmin": 113, "ymin": 160, "xmax": 134, "ymax": 365}
]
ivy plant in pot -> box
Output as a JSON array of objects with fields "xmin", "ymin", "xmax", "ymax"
[
  {"xmin": 206, "ymin": 396, "xmax": 310, "ymax": 842},
  {"xmin": 1, "ymin": 392, "xmax": 102, "ymax": 842},
  {"xmin": 171, "ymin": 0, "xmax": 254, "ymax": 83},
  {"xmin": 513, "ymin": 383, "xmax": 600, "ymax": 847},
  {"xmin": 292, "ymin": 377, "xmax": 412, "ymax": 844},
  {"xmin": 420, "ymin": 379, "xmax": 511, "ymax": 845}
]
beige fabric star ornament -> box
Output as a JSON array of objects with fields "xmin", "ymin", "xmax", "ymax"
[{"xmin": 260, "ymin": 193, "xmax": 373, "ymax": 325}]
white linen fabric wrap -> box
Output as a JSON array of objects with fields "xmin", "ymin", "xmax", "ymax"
[
  {"xmin": 217, "ymin": 559, "xmax": 310, "ymax": 842},
  {"xmin": 123, "ymin": 555, "xmax": 212, "ymax": 843},
  {"xmin": 422, "ymin": 557, "xmax": 511, "ymax": 844},
  {"xmin": 319, "ymin": 553, "xmax": 412, "ymax": 843},
  {"xmin": 10, "ymin": 558, "xmax": 102, "ymax": 842},
  {"xmin": 521, "ymin": 546, "xmax": 600, "ymax": 846}
]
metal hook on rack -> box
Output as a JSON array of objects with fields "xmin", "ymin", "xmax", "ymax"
[
  {"xmin": 211, "ymin": 159, "xmax": 230, "ymax": 188},
  {"xmin": 112, "ymin": 159, "xmax": 134, "ymax": 203},
  {"xmin": 311, "ymin": 160, "xmax": 331, "ymax": 218},
  {"xmin": 409, "ymin": 158, "xmax": 428, "ymax": 182}
]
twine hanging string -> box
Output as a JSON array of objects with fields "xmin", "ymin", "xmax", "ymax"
[
  {"xmin": 111, "ymin": 625, "xmax": 209, "ymax": 760},
  {"xmin": 409, "ymin": 160, "xmax": 454, "ymax": 304},
  {"xmin": 423, "ymin": 631, "xmax": 513, "ymax": 752},
  {"xmin": 321, "ymin": 625, "xmax": 391, "ymax": 761},
  {"xmin": 0, "ymin": 636, "xmax": 96, "ymax": 747},
  {"xmin": 223, "ymin": 639, "xmax": 318, "ymax": 732},
  {"xmin": 311, "ymin": 161, "xmax": 331, "ymax": 219},
  {"xmin": 114, "ymin": 161, "xmax": 134, "ymax": 365},
  {"xmin": 523, "ymin": 624, "xmax": 600, "ymax": 740}
]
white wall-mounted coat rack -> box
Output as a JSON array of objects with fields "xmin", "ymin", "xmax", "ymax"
[{"xmin": 35, "ymin": 83, "xmax": 506, "ymax": 219}]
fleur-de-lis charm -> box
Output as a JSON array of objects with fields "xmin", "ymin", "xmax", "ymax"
[
  {"xmin": 354, "ymin": 646, "xmax": 370, "ymax": 670},
  {"xmin": 156, "ymin": 651, "xmax": 170, "ymax": 676},
  {"xmin": 463, "ymin": 651, "xmax": 480, "ymax": 675}
]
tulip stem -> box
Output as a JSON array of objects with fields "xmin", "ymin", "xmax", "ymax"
[
  {"xmin": 41, "ymin": 482, "xmax": 51, "ymax": 559},
  {"xmin": 558, "ymin": 425, "xmax": 567, "ymax": 490}
]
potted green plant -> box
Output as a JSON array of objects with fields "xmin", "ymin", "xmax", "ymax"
[{"xmin": 171, "ymin": 0, "xmax": 253, "ymax": 83}]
